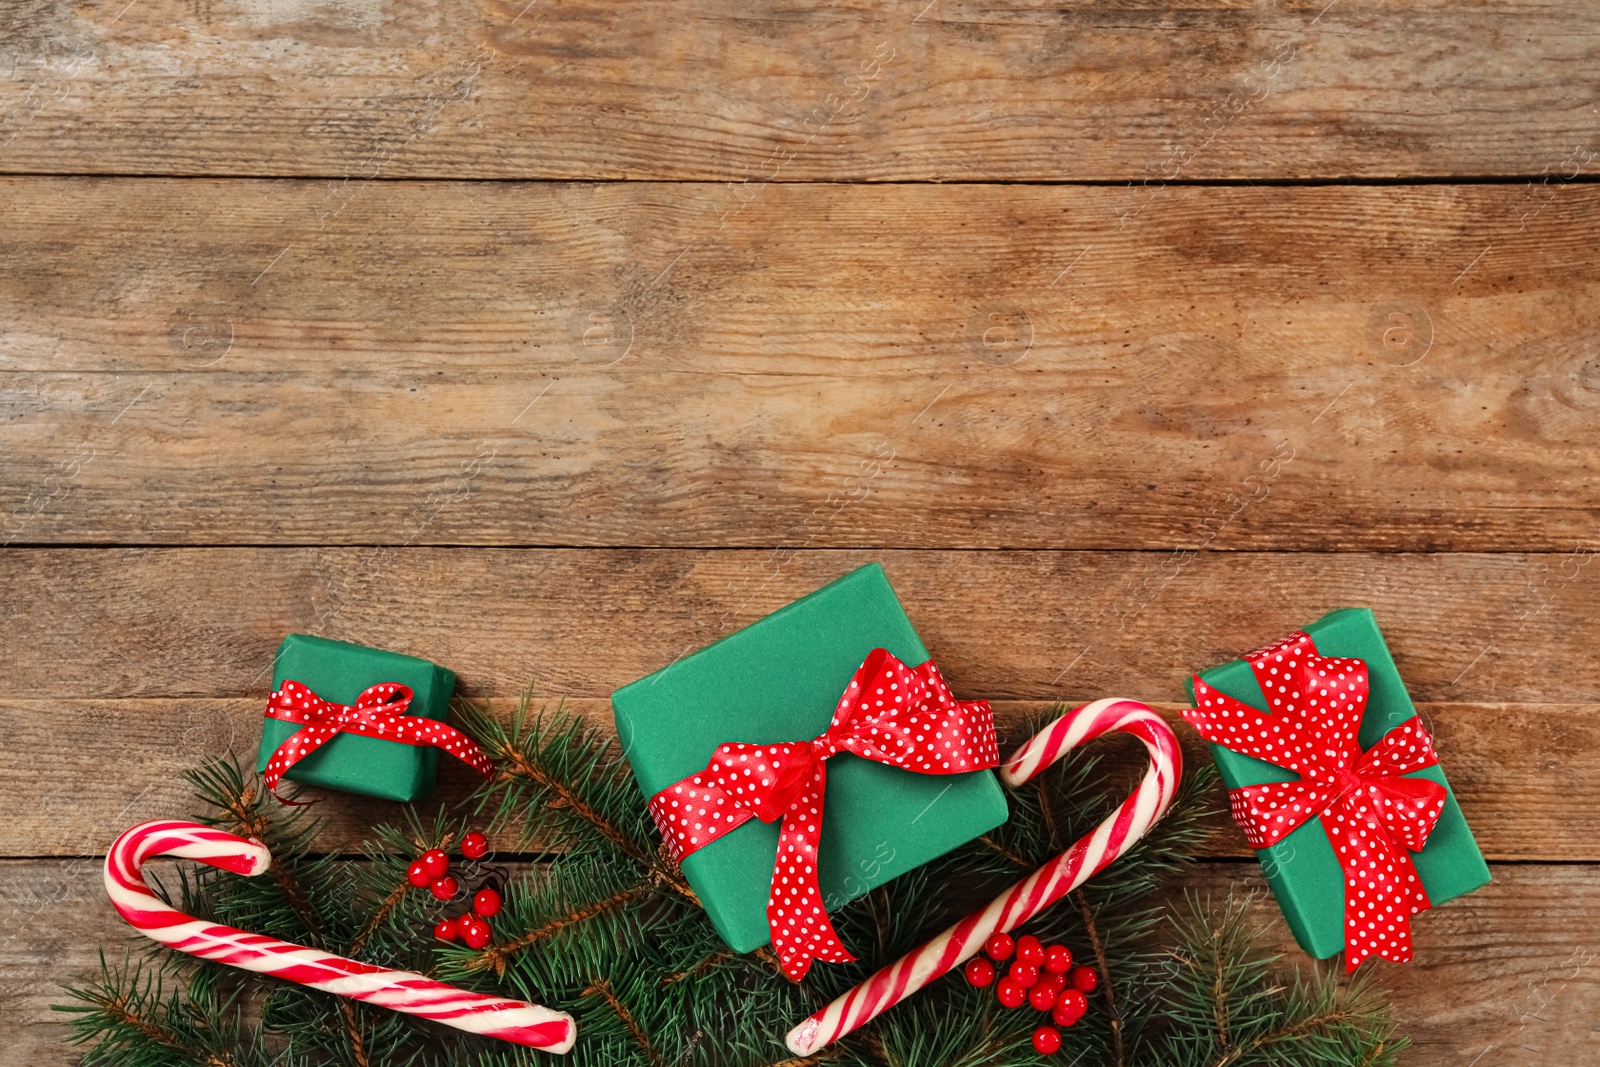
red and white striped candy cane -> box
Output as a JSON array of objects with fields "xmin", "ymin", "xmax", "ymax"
[
  {"xmin": 785, "ymin": 698, "xmax": 1181, "ymax": 1056},
  {"xmin": 105, "ymin": 820, "xmax": 576, "ymax": 1053}
]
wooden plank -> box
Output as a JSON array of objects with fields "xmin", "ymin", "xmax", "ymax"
[
  {"xmin": 0, "ymin": 2, "xmax": 1596, "ymax": 180},
  {"xmin": 4, "ymin": 181, "xmax": 1599, "ymax": 550},
  {"xmin": 4, "ymin": 548, "xmax": 1598, "ymax": 704},
  {"xmin": 1, "ymin": 857, "xmax": 108, "ymax": 1067},
  {"xmin": 5, "ymin": 860, "xmax": 1593, "ymax": 1066},
  {"xmin": 1, "ymin": 697, "xmax": 1590, "ymax": 862}
]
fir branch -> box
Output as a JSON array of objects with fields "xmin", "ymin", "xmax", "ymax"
[
  {"xmin": 1035, "ymin": 774, "xmax": 1060, "ymax": 851},
  {"xmin": 760, "ymin": 1050, "xmax": 846, "ymax": 1067},
  {"xmin": 498, "ymin": 743, "xmax": 646, "ymax": 862},
  {"xmin": 660, "ymin": 947, "xmax": 734, "ymax": 986},
  {"xmin": 1074, "ymin": 885, "xmax": 1127, "ymax": 1067},
  {"xmin": 336, "ymin": 1001, "xmax": 369, "ymax": 1067},
  {"xmin": 1207, "ymin": 912, "xmax": 1234, "ymax": 1055},
  {"xmin": 478, "ymin": 882, "xmax": 649, "ymax": 976},
  {"xmin": 1150, "ymin": 893, "xmax": 1406, "ymax": 1067},
  {"xmin": 185, "ymin": 760, "xmax": 328, "ymax": 947},
  {"xmin": 186, "ymin": 761, "xmax": 382, "ymax": 1066},
  {"xmin": 458, "ymin": 691, "xmax": 702, "ymax": 906},
  {"xmin": 95, "ymin": 990, "xmax": 202, "ymax": 1058},
  {"xmin": 267, "ymin": 864, "xmax": 326, "ymax": 949},
  {"xmin": 56, "ymin": 954, "xmax": 249, "ymax": 1067},
  {"xmin": 1206, "ymin": 1006, "xmax": 1375, "ymax": 1067},
  {"xmin": 857, "ymin": 1029, "xmax": 892, "ymax": 1067},
  {"xmin": 345, "ymin": 874, "xmax": 410, "ymax": 959},
  {"xmin": 458, "ymin": 691, "xmax": 647, "ymax": 856},
  {"xmin": 975, "ymin": 833, "xmax": 1031, "ymax": 869},
  {"xmin": 585, "ymin": 978, "xmax": 664, "ymax": 1067},
  {"xmin": 863, "ymin": 998, "xmax": 1027, "ymax": 1067},
  {"xmin": 1356, "ymin": 1037, "xmax": 1396, "ymax": 1067}
]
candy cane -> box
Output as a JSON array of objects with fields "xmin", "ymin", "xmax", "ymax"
[
  {"xmin": 785, "ymin": 699, "xmax": 1181, "ymax": 1056},
  {"xmin": 104, "ymin": 820, "xmax": 577, "ymax": 1053}
]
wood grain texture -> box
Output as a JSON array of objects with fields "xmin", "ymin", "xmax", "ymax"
[
  {"xmin": 4, "ymin": 181, "xmax": 1599, "ymax": 550},
  {"xmin": 6, "ymin": 860, "xmax": 1594, "ymax": 1066},
  {"xmin": 4, "ymin": 2, "xmax": 1596, "ymax": 1062},
  {"xmin": 1, "ymin": 696, "xmax": 1590, "ymax": 862},
  {"xmin": 1, "ymin": 1, "xmax": 1597, "ymax": 180},
  {"xmin": 5, "ymin": 548, "xmax": 1599, "ymax": 704}
]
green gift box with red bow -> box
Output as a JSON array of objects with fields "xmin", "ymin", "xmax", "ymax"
[
  {"xmin": 1184, "ymin": 608, "xmax": 1490, "ymax": 968},
  {"xmin": 612, "ymin": 564, "xmax": 1009, "ymax": 977},
  {"xmin": 254, "ymin": 634, "xmax": 462, "ymax": 803}
]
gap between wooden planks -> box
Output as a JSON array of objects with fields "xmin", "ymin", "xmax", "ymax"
[
  {"xmin": 4, "ymin": 859, "xmax": 1593, "ymax": 1067},
  {"xmin": 0, "ymin": 1, "xmax": 1595, "ymax": 180},
  {"xmin": 3, "ymin": 181, "xmax": 1597, "ymax": 550}
]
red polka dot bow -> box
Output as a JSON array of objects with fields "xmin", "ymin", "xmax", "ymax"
[
  {"xmin": 648, "ymin": 648, "xmax": 1000, "ymax": 981},
  {"xmin": 262, "ymin": 680, "xmax": 494, "ymax": 804},
  {"xmin": 1184, "ymin": 631, "xmax": 1448, "ymax": 971}
]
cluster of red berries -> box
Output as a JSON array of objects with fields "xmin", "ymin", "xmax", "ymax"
[
  {"xmin": 405, "ymin": 832, "xmax": 502, "ymax": 949},
  {"xmin": 962, "ymin": 932, "xmax": 1099, "ymax": 1055}
]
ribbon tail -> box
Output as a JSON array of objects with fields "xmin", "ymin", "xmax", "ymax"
[
  {"xmin": 767, "ymin": 767, "xmax": 856, "ymax": 981},
  {"xmin": 416, "ymin": 721, "xmax": 497, "ymax": 778},
  {"xmin": 1325, "ymin": 797, "xmax": 1433, "ymax": 972},
  {"xmin": 263, "ymin": 723, "xmax": 343, "ymax": 805}
]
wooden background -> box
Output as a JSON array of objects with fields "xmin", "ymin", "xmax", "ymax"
[{"xmin": 3, "ymin": 1, "xmax": 1598, "ymax": 1063}]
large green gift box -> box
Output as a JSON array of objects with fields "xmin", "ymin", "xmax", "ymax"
[
  {"xmin": 255, "ymin": 635, "xmax": 458, "ymax": 802},
  {"xmin": 1187, "ymin": 608, "xmax": 1490, "ymax": 959},
  {"xmin": 612, "ymin": 564, "xmax": 1009, "ymax": 954}
]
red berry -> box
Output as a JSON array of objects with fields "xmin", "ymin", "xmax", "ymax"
[
  {"xmin": 406, "ymin": 860, "xmax": 432, "ymax": 888},
  {"xmin": 1032, "ymin": 1025, "xmax": 1062, "ymax": 1055},
  {"xmin": 1034, "ymin": 972, "xmax": 1066, "ymax": 1001},
  {"xmin": 984, "ymin": 932, "xmax": 1015, "ymax": 961},
  {"xmin": 963, "ymin": 957, "xmax": 996, "ymax": 987},
  {"xmin": 1028, "ymin": 982, "xmax": 1059, "ymax": 1011},
  {"xmin": 1044, "ymin": 944, "xmax": 1073, "ymax": 973},
  {"xmin": 419, "ymin": 848, "xmax": 449, "ymax": 880},
  {"xmin": 460, "ymin": 831, "xmax": 489, "ymax": 860},
  {"xmin": 429, "ymin": 875, "xmax": 459, "ymax": 901},
  {"xmin": 1015, "ymin": 935, "xmax": 1045, "ymax": 967},
  {"xmin": 459, "ymin": 914, "xmax": 492, "ymax": 950},
  {"xmin": 1069, "ymin": 965, "xmax": 1100, "ymax": 992},
  {"xmin": 433, "ymin": 918, "xmax": 457, "ymax": 942},
  {"xmin": 473, "ymin": 887, "xmax": 502, "ymax": 917},
  {"xmin": 1008, "ymin": 961, "xmax": 1039, "ymax": 988},
  {"xmin": 1052, "ymin": 988, "xmax": 1088, "ymax": 1026},
  {"xmin": 996, "ymin": 976, "xmax": 1027, "ymax": 1009}
]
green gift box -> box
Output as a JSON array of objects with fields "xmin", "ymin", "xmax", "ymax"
[
  {"xmin": 1186, "ymin": 608, "xmax": 1490, "ymax": 960},
  {"xmin": 612, "ymin": 563, "xmax": 1009, "ymax": 954},
  {"xmin": 255, "ymin": 634, "xmax": 458, "ymax": 802}
]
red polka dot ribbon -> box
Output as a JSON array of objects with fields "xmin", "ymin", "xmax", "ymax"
[
  {"xmin": 648, "ymin": 648, "xmax": 1000, "ymax": 981},
  {"xmin": 262, "ymin": 680, "xmax": 494, "ymax": 805},
  {"xmin": 1183, "ymin": 631, "xmax": 1448, "ymax": 971}
]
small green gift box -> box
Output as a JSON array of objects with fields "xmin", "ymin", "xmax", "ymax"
[
  {"xmin": 255, "ymin": 634, "xmax": 457, "ymax": 802},
  {"xmin": 612, "ymin": 564, "xmax": 1009, "ymax": 955},
  {"xmin": 1186, "ymin": 608, "xmax": 1490, "ymax": 960}
]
